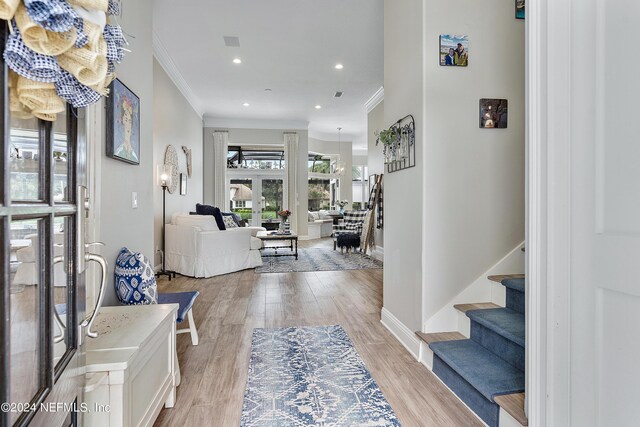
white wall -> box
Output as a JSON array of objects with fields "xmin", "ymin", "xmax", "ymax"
[
  {"xmin": 353, "ymin": 155, "xmax": 368, "ymax": 166},
  {"xmin": 383, "ymin": 0, "xmax": 424, "ymax": 332},
  {"xmin": 308, "ymin": 137, "xmax": 353, "ymax": 206},
  {"xmin": 368, "ymin": 100, "xmax": 384, "ymax": 249},
  {"xmin": 152, "ymin": 58, "xmax": 204, "ymax": 267},
  {"xmin": 96, "ymin": 0, "xmax": 154, "ymax": 306},
  {"xmin": 381, "ymin": 0, "xmax": 524, "ymax": 337},
  {"xmin": 421, "ymin": 0, "xmax": 525, "ymax": 324},
  {"xmin": 203, "ymin": 127, "xmax": 310, "ymax": 237}
]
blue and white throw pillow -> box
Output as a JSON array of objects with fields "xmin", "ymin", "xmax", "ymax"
[
  {"xmin": 222, "ymin": 215, "xmax": 237, "ymax": 228},
  {"xmin": 114, "ymin": 247, "xmax": 158, "ymax": 305}
]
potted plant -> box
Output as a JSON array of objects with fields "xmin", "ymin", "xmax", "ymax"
[{"xmin": 375, "ymin": 127, "xmax": 400, "ymax": 163}]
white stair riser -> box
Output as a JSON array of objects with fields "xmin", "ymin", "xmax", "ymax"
[
  {"xmin": 458, "ymin": 311, "xmax": 471, "ymax": 337},
  {"xmin": 499, "ymin": 408, "xmax": 525, "ymax": 427},
  {"xmin": 491, "ymin": 282, "xmax": 507, "ymax": 307},
  {"xmin": 418, "ymin": 342, "xmax": 434, "ymax": 370}
]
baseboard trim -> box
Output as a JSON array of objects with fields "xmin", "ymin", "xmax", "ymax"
[
  {"xmin": 380, "ymin": 307, "xmax": 421, "ymax": 359},
  {"xmin": 298, "ymin": 235, "xmax": 311, "ymax": 241}
]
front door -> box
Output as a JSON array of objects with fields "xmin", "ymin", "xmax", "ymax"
[
  {"xmin": 534, "ymin": 1, "xmax": 640, "ymax": 425},
  {"xmin": 1, "ymin": 22, "xmax": 99, "ymax": 426}
]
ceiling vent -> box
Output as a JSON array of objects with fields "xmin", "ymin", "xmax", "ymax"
[
  {"xmin": 334, "ymin": 91, "xmax": 344, "ymax": 98},
  {"xmin": 223, "ymin": 36, "xmax": 240, "ymax": 47}
]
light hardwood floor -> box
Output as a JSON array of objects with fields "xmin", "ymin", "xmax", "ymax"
[{"xmin": 154, "ymin": 239, "xmax": 482, "ymax": 427}]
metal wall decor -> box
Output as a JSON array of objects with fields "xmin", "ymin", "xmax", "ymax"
[
  {"xmin": 376, "ymin": 114, "xmax": 416, "ymax": 174},
  {"xmin": 182, "ymin": 145, "xmax": 192, "ymax": 178},
  {"xmin": 164, "ymin": 145, "xmax": 179, "ymax": 194}
]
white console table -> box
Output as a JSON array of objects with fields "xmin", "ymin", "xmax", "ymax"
[{"xmin": 85, "ymin": 304, "xmax": 180, "ymax": 427}]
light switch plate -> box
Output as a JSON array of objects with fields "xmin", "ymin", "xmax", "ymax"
[{"xmin": 132, "ymin": 192, "xmax": 138, "ymax": 209}]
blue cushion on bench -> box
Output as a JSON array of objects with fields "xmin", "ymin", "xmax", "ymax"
[{"xmin": 158, "ymin": 291, "xmax": 200, "ymax": 323}]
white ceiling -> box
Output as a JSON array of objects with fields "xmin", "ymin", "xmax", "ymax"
[{"xmin": 152, "ymin": 0, "xmax": 383, "ymax": 151}]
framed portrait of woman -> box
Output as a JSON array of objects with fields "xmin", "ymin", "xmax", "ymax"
[{"xmin": 106, "ymin": 79, "xmax": 141, "ymax": 165}]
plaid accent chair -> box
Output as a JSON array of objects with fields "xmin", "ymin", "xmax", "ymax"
[{"xmin": 333, "ymin": 210, "xmax": 368, "ymax": 250}]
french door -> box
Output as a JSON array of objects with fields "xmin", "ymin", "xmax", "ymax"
[
  {"xmin": 229, "ymin": 174, "xmax": 284, "ymax": 227},
  {"xmin": 1, "ymin": 22, "xmax": 102, "ymax": 427}
]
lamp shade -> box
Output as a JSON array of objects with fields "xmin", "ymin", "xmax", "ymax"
[{"xmin": 157, "ymin": 164, "xmax": 173, "ymax": 188}]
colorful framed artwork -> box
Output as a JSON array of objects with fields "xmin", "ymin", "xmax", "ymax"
[
  {"xmin": 106, "ymin": 78, "xmax": 141, "ymax": 165},
  {"xmin": 479, "ymin": 99, "xmax": 509, "ymax": 129},
  {"xmin": 516, "ymin": 0, "xmax": 525, "ymax": 19},
  {"xmin": 439, "ymin": 35, "xmax": 469, "ymax": 67}
]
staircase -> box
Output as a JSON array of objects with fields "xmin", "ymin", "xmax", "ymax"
[{"xmin": 416, "ymin": 275, "xmax": 528, "ymax": 427}]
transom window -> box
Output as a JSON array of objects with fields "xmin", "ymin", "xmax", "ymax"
[{"xmin": 227, "ymin": 146, "xmax": 285, "ymax": 170}]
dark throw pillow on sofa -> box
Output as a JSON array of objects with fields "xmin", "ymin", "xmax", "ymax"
[{"xmin": 195, "ymin": 203, "xmax": 226, "ymax": 230}]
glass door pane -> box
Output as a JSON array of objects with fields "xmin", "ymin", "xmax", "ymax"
[
  {"xmin": 53, "ymin": 216, "xmax": 70, "ymax": 367},
  {"xmin": 9, "ymin": 219, "xmax": 44, "ymax": 425},
  {"xmin": 230, "ymin": 178, "xmax": 253, "ymax": 225},
  {"xmin": 261, "ymin": 178, "xmax": 283, "ymax": 224},
  {"xmin": 9, "ymin": 114, "xmax": 41, "ymax": 202},
  {"xmin": 53, "ymin": 112, "xmax": 72, "ymax": 203}
]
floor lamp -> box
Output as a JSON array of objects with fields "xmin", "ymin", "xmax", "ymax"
[{"xmin": 157, "ymin": 164, "xmax": 176, "ymax": 280}]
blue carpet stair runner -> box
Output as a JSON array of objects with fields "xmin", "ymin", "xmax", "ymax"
[{"xmin": 429, "ymin": 277, "xmax": 525, "ymax": 427}]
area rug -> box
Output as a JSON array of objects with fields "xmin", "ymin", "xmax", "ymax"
[
  {"xmin": 256, "ymin": 248, "xmax": 382, "ymax": 273},
  {"xmin": 240, "ymin": 325, "xmax": 400, "ymax": 426}
]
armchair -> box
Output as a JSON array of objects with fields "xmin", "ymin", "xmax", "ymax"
[{"xmin": 332, "ymin": 210, "xmax": 368, "ymax": 250}]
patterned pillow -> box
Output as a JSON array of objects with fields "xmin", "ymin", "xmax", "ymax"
[
  {"xmin": 114, "ymin": 248, "xmax": 158, "ymax": 305},
  {"xmin": 221, "ymin": 211, "xmax": 241, "ymax": 227},
  {"xmin": 222, "ymin": 215, "xmax": 237, "ymax": 228}
]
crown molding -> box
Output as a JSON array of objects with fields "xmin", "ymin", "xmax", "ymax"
[
  {"xmin": 364, "ymin": 86, "xmax": 384, "ymax": 113},
  {"xmin": 204, "ymin": 117, "xmax": 309, "ymax": 130},
  {"xmin": 152, "ymin": 31, "xmax": 204, "ymax": 119}
]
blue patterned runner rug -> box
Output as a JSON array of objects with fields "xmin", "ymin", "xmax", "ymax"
[{"xmin": 241, "ymin": 325, "xmax": 401, "ymax": 426}]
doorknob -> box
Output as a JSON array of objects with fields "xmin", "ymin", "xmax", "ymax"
[{"xmin": 82, "ymin": 252, "xmax": 107, "ymax": 339}]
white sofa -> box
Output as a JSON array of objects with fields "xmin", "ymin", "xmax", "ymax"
[{"xmin": 165, "ymin": 213, "xmax": 265, "ymax": 278}]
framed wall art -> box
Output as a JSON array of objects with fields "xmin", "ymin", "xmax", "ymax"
[
  {"xmin": 106, "ymin": 79, "xmax": 141, "ymax": 165},
  {"xmin": 440, "ymin": 35, "xmax": 469, "ymax": 67},
  {"xmin": 516, "ymin": 0, "xmax": 525, "ymax": 19},
  {"xmin": 479, "ymin": 99, "xmax": 509, "ymax": 129}
]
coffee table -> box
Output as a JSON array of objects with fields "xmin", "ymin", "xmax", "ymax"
[{"xmin": 256, "ymin": 231, "xmax": 298, "ymax": 260}]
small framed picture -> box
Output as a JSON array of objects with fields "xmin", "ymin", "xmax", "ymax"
[
  {"xmin": 440, "ymin": 35, "xmax": 469, "ymax": 67},
  {"xmin": 106, "ymin": 78, "xmax": 141, "ymax": 165},
  {"xmin": 479, "ymin": 99, "xmax": 509, "ymax": 129},
  {"xmin": 516, "ymin": 0, "xmax": 525, "ymax": 19},
  {"xmin": 180, "ymin": 173, "xmax": 187, "ymax": 195}
]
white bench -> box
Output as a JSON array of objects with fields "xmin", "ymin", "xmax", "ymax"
[{"xmin": 307, "ymin": 219, "xmax": 334, "ymax": 239}]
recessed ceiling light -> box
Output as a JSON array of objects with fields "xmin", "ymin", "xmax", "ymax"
[
  {"xmin": 243, "ymin": 102, "xmax": 250, "ymax": 107},
  {"xmin": 315, "ymin": 105, "xmax": 322, "ymax": 109},
  {"xmin": 335, "ymin": 63, "xmax": 344, "ymax": 70},
  {"xmin": 265, "ymin": 88, "xmax": 272, "ymax": 92},
  {"xmin": 233, "ymin": 58, "xmax": 242, "ymax": 64}
]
